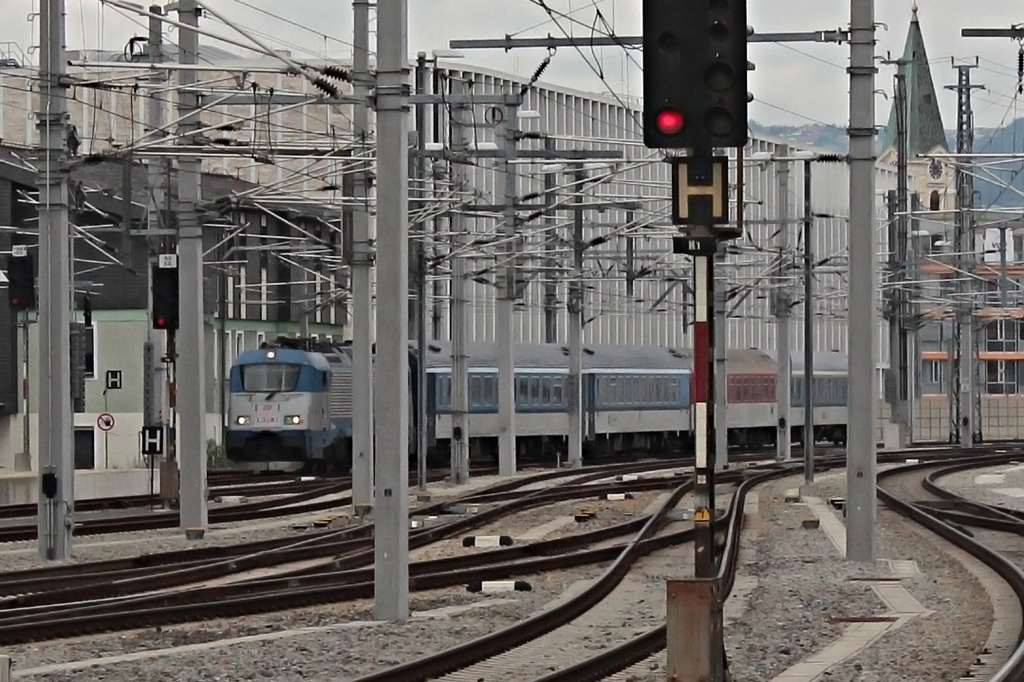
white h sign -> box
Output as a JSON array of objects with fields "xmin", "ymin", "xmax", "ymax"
[{"xmin": 141, "ymin": 426, "xmax": 165, "ymax": 456}]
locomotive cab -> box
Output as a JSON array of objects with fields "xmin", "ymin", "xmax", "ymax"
[{"xmin": 226, "ymin": 348, "xmax": 334, "ymax": 472}]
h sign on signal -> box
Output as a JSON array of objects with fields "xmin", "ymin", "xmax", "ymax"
[{"xmin": 141, "ymin": 425, "xmax": 165, "ymax": 456}]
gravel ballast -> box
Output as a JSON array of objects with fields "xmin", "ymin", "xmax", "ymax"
[
  {"xmin": 0, "ymin": 523, "xmax": 333, "ymax": 572},
  {"xmin": 6, "ymin": 482, "xmax": 671, "ymax": 679},
  {"xmin": 797, "ymin": 470, "xmax": 993, "ymax": 682},
  {"xmin": 938, "ymin": 462, "xmax": 1024, "ymax": 511},
  {"xmin": 9, "ymin": 564, "xmax": 609, "ymax": 680},
  {"xmin": 3, "ymin": 469, "xmax": 1003, "ymax": 681},
  {"xmin": 618, "ymin": 471, "xmax": 996, "ymax": 682},
  {"xmin": 0, "ymin": 469, "xmax": 639, "ymax": 572},
  {"xmin": 723, "ymin": 475, "xmax": 886, "ymax": 681}
]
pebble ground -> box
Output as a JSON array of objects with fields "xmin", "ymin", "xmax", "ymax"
[
  {"xmin": 613, "ymin": 471, "xmax": 995, "ymax": 682},
  {"xmin": 939, "ymin": 461, "xmax": 1024, "ymax": 511},
  {"xmin": 1, "ymin": 468, "xmax": 1004, "ymax": 681},
  {"xmin": 10, "ymin": 565, "xmax": 611, "ymax": 680},
  {"xmin": 806, "ymin": 471, "xmax": 993, "ymax": 682}
]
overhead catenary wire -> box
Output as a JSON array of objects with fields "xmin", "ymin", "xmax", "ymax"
[{"xmin": 3, "ymin": 0, "xmax": 975, "ymax": 354}]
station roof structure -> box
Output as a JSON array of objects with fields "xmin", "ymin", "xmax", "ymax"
[{"xmin": 0, "ymin": 143, "xmax": 336, "ymax": 223}]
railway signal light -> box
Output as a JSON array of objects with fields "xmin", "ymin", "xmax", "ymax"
[
  {"xmin": 6, "ymin": 254, "xmax": 35, "ymax": 311},
  {"xmin": 151, "ymin": 264, "xmax": 179, "ymax": 331},
  {"xmin": 642, "ymin": 0, "xmax": 750, "ymax": 149},
  {"xmin": 655, "ymin": 108, "xmax": 686, "ymax": 136}
]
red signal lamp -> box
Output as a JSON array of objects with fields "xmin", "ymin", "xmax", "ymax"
[
  {"xmin": 655, "ymin": 108, "xmax": 686, "ymax": 136},
  {"xmin": 9, "ymin": 297, "xmax": 19, "ymax": 307},
  {"xmin": 155, "ymin": 316, "xmax": 167, "ymax": 328}
]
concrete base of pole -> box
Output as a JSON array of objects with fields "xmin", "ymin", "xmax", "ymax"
[{"xmin": 667, "ymin": 579, "xmax": 724, "ymax": 682}]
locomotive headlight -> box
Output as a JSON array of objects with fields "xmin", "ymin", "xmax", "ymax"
[
  {"xmin": 284, "ymin": 415, "xmax": 303, "ymax": 425},
  {"xmin": 236, "ymin": 416, "xmax": 251, "ymax": 425}
]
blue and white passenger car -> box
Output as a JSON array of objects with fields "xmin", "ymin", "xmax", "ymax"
[{"xmin": 425, "ymin": 341, "xmax": 692, "ymax": 460}]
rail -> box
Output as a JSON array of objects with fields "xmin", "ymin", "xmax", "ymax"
[{"xmin": 878, "ymin": 455, "xmax": 1024, "ymax": 682}]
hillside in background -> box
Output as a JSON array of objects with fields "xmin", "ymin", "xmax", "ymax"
[
  {"xmin": 748, "ymin": 120, "xmax": 849, "ymax": 152},
  {"xmin": 972, "ymin": 118, "xmax": 1024, "ymax": 210},
  {"xmin": 748, "ymin": 118, "xmax": 1024, "ymax": 208}
]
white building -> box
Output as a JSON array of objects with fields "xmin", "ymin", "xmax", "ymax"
[{"xmin": 0, "ymin": 45, "xmax": 897, "ymax": 470}]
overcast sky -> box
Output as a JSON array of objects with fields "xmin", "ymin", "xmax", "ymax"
[{"xmin": 4, "ymin": 0, "xmax": 1023, "ymax": 129}]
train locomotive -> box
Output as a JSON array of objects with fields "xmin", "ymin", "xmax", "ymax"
[
  {"xmin": 225, "ymin": 339, "xmax": 356, "ymax": 473},
  {"xmin": 226, "ymin": 337, "xmax": 848, "ymax": 473}
]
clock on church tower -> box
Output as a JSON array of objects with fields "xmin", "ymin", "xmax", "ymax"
[{"xmin": 928, "ymin": 159, "xmax": 943, "ymax": 180}]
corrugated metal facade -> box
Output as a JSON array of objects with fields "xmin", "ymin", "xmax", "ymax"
[
  {"xmin": 0, "ymin": 53, "xmax": 898, "ymax": 360},
  {"xmin": 426, "ymin": 64, "xmax": 897, "ymax": 358}
]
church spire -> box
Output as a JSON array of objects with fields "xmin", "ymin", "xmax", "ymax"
[{"xmin": 879, "ymin": 5, "xmax": 948, "ymax": 155}]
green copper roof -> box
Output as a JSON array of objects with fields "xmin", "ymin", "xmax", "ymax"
[{"xmin": 879, "ymin": 6, "xmax": 948, "ymax": 156}]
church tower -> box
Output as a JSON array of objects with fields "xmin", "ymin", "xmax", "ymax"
[{"xmin": 878, "ymin": 4, "xmax": 954, "ymax": 211}]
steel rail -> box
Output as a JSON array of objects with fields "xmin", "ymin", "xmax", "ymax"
[
  {"xmin": 522, "ymin": 465, "xmax": 788, "ymax": 682},
  {"xmin": 516, "ymin": 449, "xmax": 999, "ymax": 681},
  {"xmin": 345, "ymin": 465, "xmax": 754, "ymax": 682},
  {"xmin": 877, "ymin": 455, "xmax": 1024, "ymax": 682},
  {"xmin": 0, "ymin": 476, "xmax": 689, "ymax": 611}
]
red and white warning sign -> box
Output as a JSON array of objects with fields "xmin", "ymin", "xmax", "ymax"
[{"xmin": 97, "ymin": 413, "xmax": 116, "ymax": 432}]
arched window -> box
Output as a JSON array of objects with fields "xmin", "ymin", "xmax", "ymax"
[{"xmin": 929, "ymin": 190, "xmax": 941, "ymax": 211}]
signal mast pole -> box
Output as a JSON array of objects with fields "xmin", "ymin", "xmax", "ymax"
[
  {"xmin": 36, "ymin": 0, "xmax": 74, "ymax": 561},
  {"xmin": 641, "ymin": 2, "xmax": 748, "ymax": 680}
]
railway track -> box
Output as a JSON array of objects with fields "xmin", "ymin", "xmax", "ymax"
[
  {"xmin": 874, "ymin": 454, "xmax": 1024, "ymax": 682},
  {"xmin": 0, "ymin": 476, "xmax": 345, "ymax": 521},
  {"xmin": 0, "ymin": 468, "xmax": 475, "ymax": 542},
  {"xmin": 0, "ymin": 481, "xmax": 353, "ymax": 542},
  {"xmin": 0, "ymin": 451, "xmax": 771, "ymax": 542},
  {"xmin": 0, "ymin": 474, "xmax": 684, "ymax": 608},
  {"xmin": 0, "ymin": 459, "xmax": 690, "ymax": 645},
  {"xmin": 348, "ymin": 465, "xmax": 773, "ymax": 682},
  {"xmin": 0, "ymin": 440, "xmax": 979, "ymax": 526},
  {"xmin": 350, "ymin": 446, "xmax": 1024, "ymax": 682},
  {"xmin": 1, "ymin": 445, "xmax": 1019, "ymax": 661}
]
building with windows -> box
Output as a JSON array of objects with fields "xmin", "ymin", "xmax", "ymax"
[
  {"xmin": 0, "ymin": 42, "xmax": 903, "ymax": 470},
  {"xmin": 0, "ymin": 145, "xmax": 344, "ymax": 471},
  {"xmin": 877, "ymin": 6, "xmax": 1024, "ymax": 441}
]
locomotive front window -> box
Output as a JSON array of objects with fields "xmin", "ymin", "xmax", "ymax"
[{"xmin": 242, "ymin": 363, "xmax": 302, "ymax": 392}]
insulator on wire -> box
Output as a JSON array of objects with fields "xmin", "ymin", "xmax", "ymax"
[
  {"xmin": 531, "ymin": 57, "xmax": 550, "ymax": 84},
  {"xmin": 313, "ymin": 76, "xmax": 339, "ymax": 99},
  {"xmin": 520, "ymin": 55, "xmax": 552, "ymax": 95},
  {"xmin": 1017, "ymin": 45, "xmax": 1023, "ymax": 94},
  {"xmin": 321, "ymin": 65, "xmax": 351, "ymax": 82}
]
